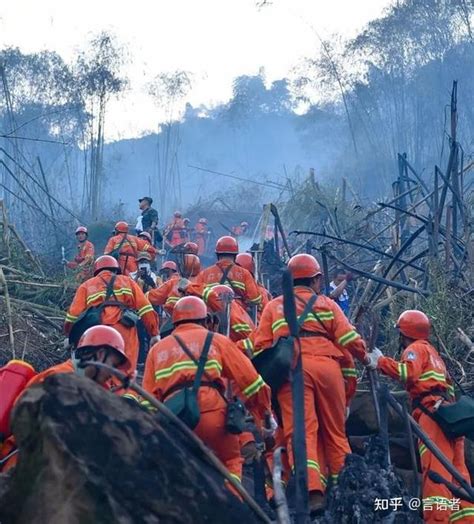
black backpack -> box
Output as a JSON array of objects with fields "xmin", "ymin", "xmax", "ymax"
[{"xmin": 252, "ymin": 295, "xmax": 317, "ymax": 392}]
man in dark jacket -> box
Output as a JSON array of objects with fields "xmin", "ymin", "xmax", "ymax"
[{"xmin": 138, "ymin": 197, "xmax": 162, "ymax": 243}]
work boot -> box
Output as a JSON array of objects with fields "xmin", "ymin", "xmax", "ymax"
[{"xmin": 309, "ymin": 490, "xmax": 325, "ymax": 516}]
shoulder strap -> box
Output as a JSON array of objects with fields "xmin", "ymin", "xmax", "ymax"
[
  {"xmin": 115, "ymin": 234, "xmax": 128, "ymax": 253},
  {"xmin": 192, "ymin": 331, "xmax": 214, "ymax": 392},
  {"xmin": 124, "ymin": 235, "xmax": 137, "ymax": 255},
  {"xmin": 219, "ymin": 264, "xmax": 234, "ymax": 285},
  {"xmin": 173, "ymin": 332, "xmax": 213, "ymax": 393},
  {"xmin": 173, "ymin": 333, "xmax": 228, "ymax": 401},
  {"xmin": 295, "ymin": 293, "xmax": 336, "ymax": 341},
  {"xmin": 297, "ymin": 294, "xmax": 318, "ymax": 328},
  {"xmin": 98, "ymin": 274, "xmax": 118, "ymax": 301}
]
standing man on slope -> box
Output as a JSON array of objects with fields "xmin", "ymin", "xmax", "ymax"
[
  {"xmin": 195, "ymin": 236, "xmax": 262, "ymax": 310},
  {"xmin": 104, "ymin": 221, "xmax": 151, "ymax": 276},
  {"xmin": 367, "ymin": 310, "xmax": 474, "ymax": 524},
  {"xmin": 252, "ymin": 254, "xmax": 369, "ymax": 514},
  {"xmin": 66, "ymin": 226, "xmax": 95, "ymax": 283},
  {"xmin": 143, "ymin": 296, "xmax": 275, "ymax": 486},
  {"xmin": 64, "ymin": 255, "xmax": 159, "ymax": 371}
]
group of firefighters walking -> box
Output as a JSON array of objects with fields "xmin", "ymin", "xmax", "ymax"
[{"xmin": 1, "ymin": 211, "xmax": 473, "ymax": 523}]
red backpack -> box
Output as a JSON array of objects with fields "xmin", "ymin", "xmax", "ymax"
[{"xmin": 0, "ymin": 360, "xmax": 37, "ymax": 440}]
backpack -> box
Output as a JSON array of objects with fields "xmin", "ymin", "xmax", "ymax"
[
  {"xmin": 166, "ymin": 333, "xmax": 246, "ymax": 434},
  {"xmin": 163, "ymin": 332, "xmax": 214, "ymax": 429},
  {"xmin": 415, "ymin": 394, "xmax": 474, "ymax": 440},
  {"xmin": 0, "ymin": 360, "xmax": 37, "ymax": 440},
  {"xmin": 107, "ymin": 235, "xmax": 137, "ymax": 272},
  {"xmin": 252, "ymin": 295, "xmax": 317, "ymax": 392}
]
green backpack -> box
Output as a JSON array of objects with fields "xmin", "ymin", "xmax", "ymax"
[
  {"xmin": 418, "ymin": 395, "xmax": 474, "ymax": 440},
  {"xmin": 164, "ymin": 332, "xmax": 214, "ymax": 429}
]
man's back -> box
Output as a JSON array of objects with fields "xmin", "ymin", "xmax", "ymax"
[{"xmin": 197, "ymin": 259, "xmax": 261, "ymax": 306}]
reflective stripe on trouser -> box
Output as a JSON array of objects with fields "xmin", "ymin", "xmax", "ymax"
[
  {"xmin": 277, "ymin": 355, "xmax": 350, "ymax": 493},
  {"xmin": 415, "ymin": 409, "xmax": 474, "ymax": 524},
  {"xmin": 194, "ymin": 404, "xmax": 243, "ymax": 487}
]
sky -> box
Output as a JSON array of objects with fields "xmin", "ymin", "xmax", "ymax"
[{"xmin": 0, "ymin": 0, "xmax": 393, "ymax": 141}]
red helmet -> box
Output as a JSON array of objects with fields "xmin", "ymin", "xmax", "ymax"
[
  {"xmin": 76, "ymin": 325, "xmax": 130, "ymax": 372},
  {"xmin": 160, "ymin": 261, "xmax": 178, "ymax": 273},
  {"xmin": 94, "ymin": 255, "xmax": 120, "ymax": 275},
  {"xmin": 174, "ymin": 211, "xmax": 182, "ymax": 218},
  {"xmin": 184, "ymin": 241, "xmax": 199, "ymax": 255},
  {"xmin": 139, "ymin": 231, "xmax": 152, "ymax": 242},
  {"xmin": 215, "ymin": 236, "xmax": 238, "ymax": 255},
  {"xmin": 288, "ymin": 254, "xmax": 322, "ymax": 279},
  {"xmin": 396, "ymin": 310, "xmax": 431, "ymax": 340},
  {"xmin": 172, "ymin": 296, "xmax": 207, "ymax": 324},
  {"xmin": 115, "ymin": 221, "xmax": 128, "ymax": 234},
  {"xmin": 183, "ymin": 254, "xmax": 201, "ymax": 277},
  {"xmin": 75, "ymin": 226, "xmax": 88, "ymax": 235},
  {"xmin": 241, "ymin": 221, "xmax": 249, "ymax": 227},
  {"xmin": 236, "ymin": 253, "xmax": 255, "ymax": 275},
  {"xmin": 208, "ymin": 284, "xmax": 234, "ymax": 312},
  {"xmin": 198, "ymin": 218, "xmax": 208, "ymax": 224}
]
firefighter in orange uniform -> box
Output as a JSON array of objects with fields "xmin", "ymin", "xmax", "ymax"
[
  {"xmin": 148, "ymin": 261, "xmax": 181, "ymax": 314},
  {"xmin": 64, "ymin": 256, "xmax": 159, "ymax": 371},
  {"xmin": 138, "ymin": 231, "xmax": 158, "ymax": 260},
  {"xmin": 252, "ymin": 254, "xmax": 369, "ymax": 513},
  {"xmin": 231, "ymin": 221, "xmax": 249, "ymax": 238},
  {"xmin": 194, "ymin": 218, "xmax": 209, "ymax": 255},
  {"xmin": 199, "ymin": 284, "xmax": 254, "ymax": 343},
  {"xmin": 143, "ymin": 296, "xmax": 275, "ymax": 484},
  {"xmin": 0, "ymin": 326, "xmax": 132, "ymax": 473},
  {"xmin": 367, "ymin": 310, "xmax": 474, "ymax": 524},
  {"xmin": 196, "ymin": 236, "xmax": 262, "ymax": 310},
  {"xmin": 66, "ymin": 226, "xmax": 95, "ymax": 282},
  {"xmin": 236, "ymin": 252, "xmax": 271, "ymax": 310},
  {"xmin": 104, "ymin": 221, "xmax": 150, "ymax": 276},
  {"xmin": 164, "ymin": 211, "xmax": 186, "ymax": 248}
]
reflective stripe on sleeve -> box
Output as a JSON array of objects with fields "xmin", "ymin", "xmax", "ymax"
[
  {"xmin": 138, "ymin": 304, "xmax": 154, "ymax": 317},
  {"xmin": 338, "ymin": 330, "xmax": 360, "ymax": 346},
  {"xmin": 242, "ymin": 375, "xmax": 265, "ymax": 397}
]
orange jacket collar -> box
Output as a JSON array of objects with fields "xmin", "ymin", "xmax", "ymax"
[{"xmin": 173, "ymin": 323, "xmax": 207, "ymax": 334}]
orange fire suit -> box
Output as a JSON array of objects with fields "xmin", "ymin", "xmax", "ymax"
[
  {"xmin": 257, "ymin": 283, "xmax": 271, "ymax": 311},
  {"xmin": 194, "ymin": 223, "xmax": 208, "ymax": 255},
  {"xmin": 182, "ymin": 281, "xmax": 255, "ymax": 342},
  {"xmin": 378, "ymin": 340, "xmax": 474, "ymax": 523},
  {"xmin": 253, "ymin": 285, "xmax": 368, "ymax": 494},
  {"xmin": 67, "ymin": 240, "xmax": 95, "ymax": 282},
  {"xmin": 147, "ymin": 274, "xmax": 181, "ymax": 315},
  {"xmin": 143, "ymin": 323, "xmax": 271, "ymax": 482},
  {"xmin": 165, "ymin": 218, "xmax": 186, "ymax": 247},
  {"xmin": 196, "ymin": 259, "xmax": 262, "ymax": 309},
  {"xmin": 231, "ymin": 225, "xmax": 247, "ymax": 238},
  {"xmin": 104, "ymin": 233, "xmax": 152, "ymax": 275},
  {"xmin": 64, "ymin": 271, "xmax": 159, "ymax": 370}
]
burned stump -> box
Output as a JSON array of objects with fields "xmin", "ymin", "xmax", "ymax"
[{"xmin": 0, "ymin": 373, "xmax": 259, "ymax": 524}]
